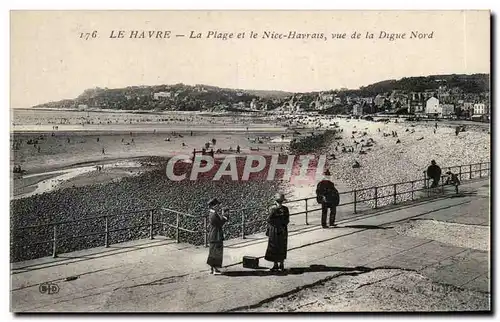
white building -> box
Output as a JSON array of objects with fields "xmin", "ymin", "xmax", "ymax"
[
  {"xmin": 425, "ymin": 97, "xmax": 440, "ymax": 115},
  {"xmin": 473, "ymin": 103, "xmax": 488, "ymax": 115},
  {"xmin": 153, "ymin": 92, "xmax": 172, "ymax": 100}
]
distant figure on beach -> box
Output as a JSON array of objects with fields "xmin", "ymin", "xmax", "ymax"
[
  {"xmin": 236, "ymin": 145, "xmax": 241, "ymax": 153},
  {"xmin": 455, "ymin": 126, "xmax": 460, "ymax": 136},
  {"xmin": 434, "ymin": 128, "xmax": 436, "ymax": 134},
  {"xmin": 97, "ymin": 137, "xmax": 99, "ymax": 142},
  {"xmin": 191, "ymin": 131, "xmax": 193, "ymax": 136},
  {"xmin": 426, "ymin": 160, "xmax": 442, "ymax": 188},
  {"xmin": 265, "ymin": 193, "xmax": 290, "ymax": 272},
  {"xmin": 207, "ymin": 198, "xmax": 228, "ymax": 275},
  {"xmin": 353, "ymin": 160, "xmax": 360, "ymax": 168},
  {"xmin": 37, "ymin": 146, "xmax": 41, "ymax": 153},
  {"xmin": 316, "ymin": 170, "xmax": 340, "ymax": 228},
  {"xmin": 435, "ymin": 122, "xmax": 438, "ymax": 129},
  {"xmin": 102, "ymin": 148, "xmax": 105, "ymax": 155},
  {"xmin": 67, "ymin": 138, "xmax": 70, "ymax": 143},
  {"xmin": 445, "ymin": 171, "xmax": 461, "ymax": 194},
  {"xmin": 212, "ymin": 138, "xmax": 216, "ymax": 146}
]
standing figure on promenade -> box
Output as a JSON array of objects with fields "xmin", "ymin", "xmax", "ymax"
[
  {"xmin": 445, "ymin": 171, "xmax": 461, "ymax": 194},
  {"xmin": 426, "ymin": 160, "xmax": 442, "ymax": 188},
  {"xmin": 207, "ymin": 198, "xmax": 228, "ymax": 275},
  {"xmin": 316, "ymin": 170, "xmax": 340, "ymax": 228},
  {"xmin": 265, "ymin": 193, "xmax": 290, "ymax": 272}
]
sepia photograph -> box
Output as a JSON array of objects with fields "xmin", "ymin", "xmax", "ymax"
[{"xmin": 9, "ymin": 9, "xmax": 491, "ymax": 313}]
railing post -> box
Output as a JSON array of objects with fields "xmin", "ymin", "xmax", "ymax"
[
  {"xmin": 241, "ymin": 211, "xmax": 246, "ymax": 239},
  {"xmin": 52, "ymin": 225, "xmax": 58, "ymax": 258},
  {"xmin": 104, "ymin": 216, "xmax": 109, "ymax": 248},
  {"xmin": 470, "ymin": 164, "xmax": 473, "ymax": 179},
  {"xmin": 393, "ymin": 184, "xmax": 397, "ymax": 205},
  {"xmin": 411, "ymin": 181, "xmax": 415, "ymax": 200},
  {"xmin": 176, "ymin": 213, "xmax": 180, "ymax": 243},
  {"xmin": 459, "ymin": 166, "xmax": 462, "ymax": 182},
  {"xmin": 149, "ymin": 210, "xmax": 154, "ymax": 240},
  {"xmin": 479, "ymin": 163, "xmax": 482, "ymax": 178},
  {"xmin": 204, "ymin": 215, "xmax": 208, "ymax": 248},
  {"xmin": 374, "ymin": 187, "xmax": 378, "ymax": 209},
  {"xmin": 305, "ymin": 199, "xmax": 309, "ymax": 225},
  {"xmin": 353, "ymin": 190, "xmax": 357, "ymax": 214}
]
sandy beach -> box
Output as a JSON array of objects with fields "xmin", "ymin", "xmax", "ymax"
[{"xmin": 10, "ymin": 110, "xmax": 490, "ymax": 261}]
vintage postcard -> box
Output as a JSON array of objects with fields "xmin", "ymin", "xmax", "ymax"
[{"xmin": 10, "ymin": 10, "xmax": 491, "ymax": 312}]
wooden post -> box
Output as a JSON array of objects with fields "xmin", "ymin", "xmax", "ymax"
[
  {"xmin": 374, "ymin": 187, "xmax": 378, "ymax": 209},
  {"xmin": 470, "ymin": 164, "xmax": 473, "ymax": 179},
  {"xmin": 104, "ymin": 216, "xmax": 109, "ymax": 248},
  {"xmin": 204, "ymin": 215, "xmax": 208, "ymax": 248},
  {"xmin": 393, "ymin": 184, "xmax": 397, "ymax": 204},
  {"xmin": 176, "ymin": 213, "xmax": 180, "ymax": 243},
  {"xmin": 411, "ymin": 181, "xmax": 414, "ymax": 200},
  {"xmin": 241, "ymin": 212, "xmax": 246, "ymax": 239},
  {"xmin": 52, "ymin": 225, "xmax": 58, "ymax": 258},
  {"xmin": 459, "ymin": 166, "xmax": 462, "ymax": 182},
  {"xmin": 305, "ymin": 199, "xmax": 309, "ymax": 225},
  {"xmin": 353, "ymin": 190, "xmax": 357, "ymax": 214},
  {"xmin": 149, "ymin": 210, "xmax": 154, "ymax": 240},
  {"xmin": 479, "ymin": 163, "xmax": 482, "ymax": 178}
]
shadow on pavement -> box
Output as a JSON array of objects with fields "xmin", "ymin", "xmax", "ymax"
[
  {"xmin": 336, "ymin": 225, "xmax": 392, "ymax": 230},
  {"xmin": 222, "ymin": 264, "xmax": 373, "ymax": 277}
]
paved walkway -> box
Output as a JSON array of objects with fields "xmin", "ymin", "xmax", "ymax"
[{"xmin": 11, "ymin": 179, "xmax": 490, "ymax": 312}]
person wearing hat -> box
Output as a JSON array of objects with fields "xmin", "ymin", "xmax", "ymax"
[
  {"xmin": 445, "ymin": 170, "xmax": 460, "ymax": 194},
  {"xmin": 206, "ymin": 198, "xmax": 228, "ymax": 275},
  {"xmin": 264, "ymin": 193, "xmax": 290, "ymax": 272},
  {"xmin": 316, "ymin": 169, "xmax": 340, "ymax": 228},
  {"xmin": 426, "ymin": 160, "xmax": 442, "ymax": 188}
]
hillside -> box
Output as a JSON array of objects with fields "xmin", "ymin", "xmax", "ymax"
[{"xmin": 32, "ymin": 74, "xmax": 489, "ymax": 112}]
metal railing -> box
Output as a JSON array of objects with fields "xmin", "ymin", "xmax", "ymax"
[{"xmin": 11, "ymin": 161, "xmax": 489, "ymax": 262}]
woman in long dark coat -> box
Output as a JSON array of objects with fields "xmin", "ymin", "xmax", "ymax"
[
  {"xmin": 206, "ymin": 198, "xmax": 228, "ymax": 275},
  {"xmin": 265, "ymin": 193, "xmax": 290, "ymax": 272}
]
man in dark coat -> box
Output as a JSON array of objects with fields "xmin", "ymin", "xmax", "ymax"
[
  {"xmin": 265, "ymin": 193, "xmax": 290, "ymax": 272},
  {"xmin": 316, "ymin": 170, "xmax": 340, "ymax": 228},
  {"xmin": 207, "ymin": 198, "xmax": 228, "ymax": 275},
  {"xmin": 426, "ymin": 160, "xmax": 442, "ymax": 188}
]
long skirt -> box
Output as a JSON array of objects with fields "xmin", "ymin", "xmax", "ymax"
[
  {"xmin": 264, "ymin": 228, "xmax": 288, "ymax": 262},
  {"xmin": 207, "ymin": 242, "xmax": 224, "ymax": 268}
]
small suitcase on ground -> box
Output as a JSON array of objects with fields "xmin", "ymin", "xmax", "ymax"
[{"xmin": 243, "ymin": 256, "xmax": 259, "ymax": 269}]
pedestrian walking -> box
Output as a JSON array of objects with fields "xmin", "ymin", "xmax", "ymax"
[
  {"xmin": 265, "ymin": 193, "xmax": 290, "ymax": 272},
  {"xmin": 207, "ymin": 198, "xmax": 228, "ymax": 275},
  {"xmin": 316, "ymin": 170, "xmax": 340, "ymax": 228}
]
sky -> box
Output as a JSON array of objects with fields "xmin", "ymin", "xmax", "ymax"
[{"xmin": 10, "ymin": 10, "xmax": 490, "ymax": 108}]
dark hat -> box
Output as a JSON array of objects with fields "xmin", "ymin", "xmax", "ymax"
[
  {"xmin": 275, "ymin": 193, "xmax": 286, "ymax": 202},
  {"xmin": 431, "ymin": 160, "xmax": 436, "ymax": 165},
  {"xmin": 324, "ymin": 169, "xmax": 331, "ymax": 176},
  {"xmin": 208, "ymin": 198, "xmax": 221, "ymax": 207}
]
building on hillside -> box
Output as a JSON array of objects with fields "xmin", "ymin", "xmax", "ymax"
[
  {"xmin": 440, "ymin": 104, "xmax": 455, "ymax": 118},
  {"xmin": 473, "ymin": 103, "xmax": 488, "ymax": 116},
  {"xmin": 153, "ymin": 92, "xmax": 172, "ymax": 100},
  {"xmin": 352, "ymin": 104, "xmax": 363, "ymax": 116},
  {"xmin": 425, "ymin": 97, "xmax": 440, "ymax": 117},
  {"xmin": 374, "ymin": 94, "xmax": 385, "ymax": 108}
]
